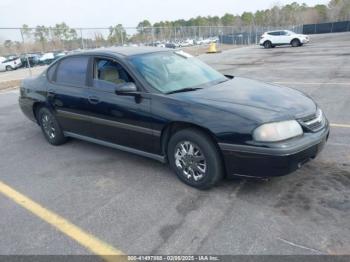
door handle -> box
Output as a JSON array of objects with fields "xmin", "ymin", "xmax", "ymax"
[{"xmin": 88, "ymin": 96, "xmax": 100, "ymax": 104}]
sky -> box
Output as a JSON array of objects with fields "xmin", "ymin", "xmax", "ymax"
[{"xmin": 0, "ymin": 0, "xmax": 329, "ymax": 28}]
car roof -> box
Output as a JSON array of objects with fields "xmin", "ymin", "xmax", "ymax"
[
  {"xmin": 266, "ymin": 30, "xmax": 284, "ymax": 33},
  {"xmin": 81, "ymin": 46, "xmax": 169, "ymax": 57}
]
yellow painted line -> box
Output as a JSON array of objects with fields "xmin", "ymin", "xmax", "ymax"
[
  {"xmin": 0, "ymin": 180, "xmax": 124, "ymax": 261},
  {"xmin": 330, "ymin": 123, "xmax": 350, "ymax": 128}
]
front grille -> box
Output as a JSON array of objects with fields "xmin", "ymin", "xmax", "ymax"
[{"xmin": 298, "ymin": 109, "xmax": 325, "ymax": 132}]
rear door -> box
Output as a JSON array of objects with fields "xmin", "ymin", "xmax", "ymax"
[
  {"xmin": 85, "ymin": 56, "xmax": 157, "ymax": 153},
  {"xmin": 46, "ymin": 55, "xmax": 94, "ymax": 137}
]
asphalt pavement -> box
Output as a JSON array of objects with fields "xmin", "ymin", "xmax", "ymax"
[{"xmin": 0, "ymin": 32, "xmax": 349, "ymax": 256}]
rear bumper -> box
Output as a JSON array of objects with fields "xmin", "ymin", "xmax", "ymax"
[
  {"xmin": 15, "ymin": 62, "xmax": 22, "ymax": 69},
  {"xmin": 219, "ymin": 123, "xmax": 330, "ymax": 178},
  {"xmin": 18, "ymin": 96, "xmax": 37, "ymax": 123}
]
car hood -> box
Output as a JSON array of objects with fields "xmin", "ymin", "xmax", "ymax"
[{"xmin": 171, "ymin": 77, "xmax": 316, "ymax": 121}]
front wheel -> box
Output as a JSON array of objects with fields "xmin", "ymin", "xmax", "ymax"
[
  {"xmin": 37, "ymin": 107, "xmax": 67, "ymax": 145},
  {"xmin": 5, "ymin": 66, "xmax": 13, "ymax": 71},
  {"xmin": 167, "ymin": 128, "xmax": 223, "ymax": 189},
  {"xmin": 291, "ymin": 39, "xmax": 301, "ymax": 47}
]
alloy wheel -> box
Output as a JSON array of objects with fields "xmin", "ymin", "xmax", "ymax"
[
  {"xmin": 174, "ymin": 141, "xmax": 207, "ymax": 181},
  {"xmin": 41, "ymin": 113, "xmax": 56, "ymax": 139}
]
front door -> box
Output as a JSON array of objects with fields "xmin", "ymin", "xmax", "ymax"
[
  {"xmin": 279, "ymin": 30, "xmax": 291, "ymax": 44},
  {"xmin": 85, "ymin": 56, "xmax": 157, "ymax": 154}
]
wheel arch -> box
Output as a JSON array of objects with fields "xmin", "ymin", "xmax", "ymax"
[
  {"xmin": 263, "ymin": 40, "xmax": 272, "ymax": 48},
  {"xmin": 290, "ymin": 38, "xmax": 301, "ymax": 44},
  {"xmin": 160, "ymin": 121, "xmax": 221, "ymax": 160},
  {"xmin": 32, "ymin": 102, "xmax": 53, "ymax": 124}
]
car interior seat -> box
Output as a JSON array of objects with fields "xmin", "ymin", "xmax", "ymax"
[{"xmin": 100, "ymin": 66, "xmax": 125, "ymax": 85}]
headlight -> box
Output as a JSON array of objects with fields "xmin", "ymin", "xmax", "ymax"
[{"xmin": 253, "ymin": 120, "xmax": 303, "ymax": 142}]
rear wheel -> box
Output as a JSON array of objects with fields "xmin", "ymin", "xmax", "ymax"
[
  {"xmin": 264, "ymin": 41, "xmax": 272, "ymax": 49},
  {"xmin": 291, "ymin": 39, "xmax": 301, "ymax": 47},
  {"xmin": 5, "ymin": 66, "xmax": 12, "ymax": 71},
  {"xmin": 167, "ymin": 128, "xmax": 223, "ymax": 189},
  {"xmin": 37, "ymin": 107, "xmax": 67, "ymax": 145}
]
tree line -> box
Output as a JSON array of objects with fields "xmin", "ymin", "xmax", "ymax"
[{"xmin": 141, "ymin": 0, "xmax": 350, "ymax": 29}]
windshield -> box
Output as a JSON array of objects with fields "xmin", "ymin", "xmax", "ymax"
[{"xmin": 128, "ymin": 51, "xmax": 226, "ymax": 93}]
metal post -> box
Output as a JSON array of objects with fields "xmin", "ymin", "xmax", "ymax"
[
  {"xmin": 232, "ymin": 26, "xmax": 234, "ymax": 45},
  {"xmin": 49, "ymin": 27, "xmax": 55, "ymax": 51},
  {"xmin": 120, "ymin": 29, "xmax": 124, "ymax": 46},
  {"xmin": 80, "ymin": 29, "xmax": 84, "ymax": 49},
  {"xmin": 20, "ymin": 29, "xmax": 32, "ymax": 76},
  {"xmin": 151, "ymin": 27, "xmax": 155, "ymax": 44}
]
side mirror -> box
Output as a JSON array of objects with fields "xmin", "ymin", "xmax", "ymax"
[
  {"xmin": 224, "ymin": 74, "xmax": 234, "ymax": 79},
  {"xmin": 115, "ymin": 82, "xmax": 138, "ymax": 96}
]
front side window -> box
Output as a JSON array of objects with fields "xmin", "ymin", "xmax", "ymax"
[
  {"xmin": 56, "ymin": 56, "xmax": 89, "ymax": 86},
  {"xmin": 128, "ymin": 51, "xmax": 226, "ymax": 93},
  {"xmin": 93, "ymin": 58, "xmax": 134, "ymax": 87},
  {"xmin": 285, "ymin": 30, "xmax": 296, "ymax": 35}
]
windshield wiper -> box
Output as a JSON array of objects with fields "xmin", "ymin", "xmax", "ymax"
[{"xmin": 166, "ymin": 87, "xmax": 203, "ymax": 94}]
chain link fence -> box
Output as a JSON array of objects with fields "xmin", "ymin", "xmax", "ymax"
[
  {"xmin": 303, "ymin": 20, "xmax": 350, "ymax": 34},
  {"xmin": 0, "ymin": 25, "xmax": 305, "ymax": 57}
]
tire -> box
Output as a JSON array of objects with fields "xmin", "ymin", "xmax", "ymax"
[
  {"xmin": 37, "ymin": 107, "xmax": 67, "ymax": 145},
  {"xmin": 264, "ymin": 41, "xmax": 272, "ymax": 49},
  {"xmin": 291, "ymin": 39, "xmax": 300, "ymax": 47},
  {"xmin": 167, "ymin": 128, "xmax": 223, "ymax": 189},
  {"xmin": 5, "ymin": 66, "xmax": 12, "ymax": 71}
]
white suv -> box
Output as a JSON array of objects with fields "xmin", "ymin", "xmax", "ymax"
[
  {"xmin": 260, "ymin": 30, "xmax": 309, "ymax": 48},
  {"xmin": 0, "ymin": 57, "xmax": 22, "ymax": 71}
]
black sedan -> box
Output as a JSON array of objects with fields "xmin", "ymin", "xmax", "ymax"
[{"xmin": 19, "ymin": 47, "xmax": 329, "ymax": 189}]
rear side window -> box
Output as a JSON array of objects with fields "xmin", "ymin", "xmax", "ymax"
[
  {"xmin": 47, "ymin": 63, "xmax": 57, "ymax": 81},
  {"xmin": 268, "ymin": 31, "xmax": 280, "ymax": 36},
  {"xmin": 56, "ymin": 56, "xmax": 89, "ymax": 86}
]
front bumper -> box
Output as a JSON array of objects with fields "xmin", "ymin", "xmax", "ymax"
[
  {"xmin": 302, "ymin": 38, "xmax": 310, "ymax": 44},
  {"xmin": 219, "ymin": 123, "xmax": 330, "ymax": 178}
]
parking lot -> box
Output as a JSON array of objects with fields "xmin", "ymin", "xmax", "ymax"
[{"xmin": 0, "ymin": 32, "xmax": 349, "ymax": 256}]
